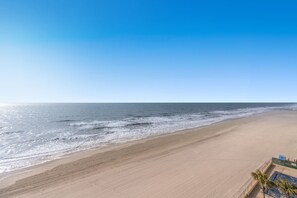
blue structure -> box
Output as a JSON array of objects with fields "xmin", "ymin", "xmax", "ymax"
[{"xmin": 279, "ymin": 155, "xmax": 286, "ymax": 161}]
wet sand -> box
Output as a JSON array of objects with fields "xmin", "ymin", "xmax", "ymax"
[{"xmin": 1, "ymin": 111, "xmax": 297, "ymax": 198}]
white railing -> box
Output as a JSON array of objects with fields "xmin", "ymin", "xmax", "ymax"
[{"xmin": 231, "ymin": 159, "xmax": 272, "ymax": 198}]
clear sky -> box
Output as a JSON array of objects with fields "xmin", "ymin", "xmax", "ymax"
[{"xmin": 0, "ymin": 0, "xmax": 297, "ymax": 102}]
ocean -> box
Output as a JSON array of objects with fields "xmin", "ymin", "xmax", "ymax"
[{"xmin": 0, "ymin": 103, "xmax": 296, "ymax": 177}]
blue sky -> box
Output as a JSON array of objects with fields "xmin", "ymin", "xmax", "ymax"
[{"xmin": 0, "ymin": 0, "xmax": 297, "ymax": 102}]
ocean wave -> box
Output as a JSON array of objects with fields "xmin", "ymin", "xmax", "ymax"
[
  {"xmin": 125, "ymin": 122, "xmax": 153, "ymax": 127},
  {"xmin": 0, "ymin": 130, "xmax": 24, "ymax": 135},
  {"xmin": 0, "ymin": 104, "xmax": 296, "ymax": 176},
  {"xmin": 92, "ymin": 126, "xmax": 111, "ymax": 130},
  {"xmin": 55, "ymin": 119, "xmax": 77, "ymax": 123}
]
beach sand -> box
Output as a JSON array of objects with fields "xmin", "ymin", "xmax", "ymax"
[{"xmin": 1, "ymin": 111, "xmax": 297, "ymax": 198}]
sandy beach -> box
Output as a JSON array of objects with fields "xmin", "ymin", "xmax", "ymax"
[{"xmin": 1, "ymin": 111, "xmax": 297, "ymax": 198}]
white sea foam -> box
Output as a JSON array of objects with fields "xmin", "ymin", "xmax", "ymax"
[{"xmin": 0, "ymin": 104, "xmax": 295, "ymax": 177}]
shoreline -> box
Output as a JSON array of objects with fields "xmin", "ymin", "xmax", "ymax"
[
  {"xmin": 0, "ymin": 110, "xmax": 277, "ymax": 180},
  {"xmin": 1, "ymin": 110, "xmax": 297, "ymax": 197},
  {"xmin": 0, "ymin": 110, "xmax": 272, "ymax": 183}
]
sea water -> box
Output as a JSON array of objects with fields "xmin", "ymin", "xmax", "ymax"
[{"xmin": 0, "ymin": 103, "xmax": 296, "ymax": 176}]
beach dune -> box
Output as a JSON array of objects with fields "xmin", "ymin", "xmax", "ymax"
[{"xmin": 1, "ymin": 111, "xmax": 297, "ymax": 198}]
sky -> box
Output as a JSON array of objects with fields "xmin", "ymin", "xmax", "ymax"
[{"xmin": 0, "ymin": 0, "xmax": 297, "ymax": 102}]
